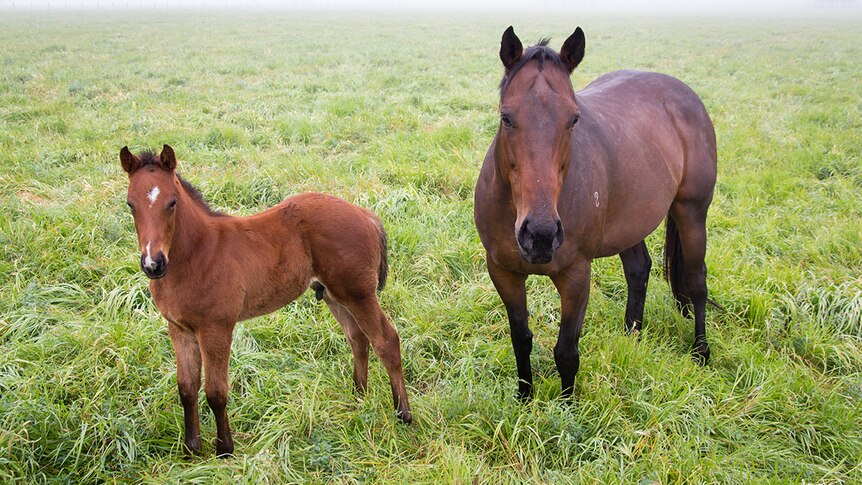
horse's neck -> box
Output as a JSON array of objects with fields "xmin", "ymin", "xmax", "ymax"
[{"xmin": 170, "ymin": 194, "xmax": 221, "ymax": 267}]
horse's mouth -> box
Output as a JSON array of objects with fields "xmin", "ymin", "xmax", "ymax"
[
  {"xmin": 518, "ymin": 246, "xmax": 556, "ymax": 265},
  {"xmin": 142, "ymin": 266, "xmax": 167, "ymax": 279}
]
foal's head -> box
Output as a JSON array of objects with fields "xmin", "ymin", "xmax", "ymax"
[
  {"xmin": 496, "ymin": 26, "xmax": 585, "ymax": 264},
  {"xmin": 120, "ymin": 145, "xmax": 181, "ymax": 279}
]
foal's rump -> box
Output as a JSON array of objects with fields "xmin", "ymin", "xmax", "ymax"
[
  {"xmin": 575, "ymin": 70, "xmax": 717, "ymax": 256},
  {"xmin": 288, "ymin": 193, "xmax": 387, "ymax": 300}
]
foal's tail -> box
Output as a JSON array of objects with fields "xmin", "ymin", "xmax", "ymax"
[{"xmin": 373, "ymin": 217, "xmax": 389, "ymax": 292}]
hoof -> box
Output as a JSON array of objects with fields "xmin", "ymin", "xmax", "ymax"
[
  {"xmin": 516, "ymin": 382, "xmax": 533, "ymax": 402},
  {"xmin": 692, "ymin": 342, "xmax": 710, "ymax": 366},
  {"xmin": 396, "ymin": 409, "xmax": 413, "ymax": 424},
  {"xmin": 215, "ymin": 439, "xmax": 234, "ymax": 458},
  {"xmin": 183, "ymin": 436, "xmax": 202, "ymax": 456}
]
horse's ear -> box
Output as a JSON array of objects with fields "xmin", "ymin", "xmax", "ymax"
[
  {"xmin": 560, "ymin": 27, "xmax": 585, "ymax": 73},
  {"xmin": 500, "ymin": 26, "xmax": 523, "ymax": 71},
  {"xmin": 159, "ymin": 144, "xmax": 177, "ymax": 171},
  {"xmin": 120, "ymin": 146, "xmax": 138, "ymax": 174}
]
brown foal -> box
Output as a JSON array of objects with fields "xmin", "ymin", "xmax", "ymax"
[{"xmin": 120, "ymin": 145, "xmax": 411, "ymax": 457}]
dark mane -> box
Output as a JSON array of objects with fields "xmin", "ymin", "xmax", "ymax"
[
  {"xmin": 499, "ymin": 39, "xmax": 566, "ymax": 93},
  {"xmin": 178, "ymin": 175, "xmax": 226, "ymax": 217},
  {"xmin": 137, "ymin": 150, "xmax": 160, "ymax": 169}
]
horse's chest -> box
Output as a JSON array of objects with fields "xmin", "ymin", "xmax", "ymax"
[{"xmin": 150, "ymin": 276, "xmax": 242, "ymax": 327}]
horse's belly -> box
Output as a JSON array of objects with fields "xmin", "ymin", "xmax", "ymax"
[{"xmin": 595, "ymin": 188, "xmax": 674, "ymax": 257}]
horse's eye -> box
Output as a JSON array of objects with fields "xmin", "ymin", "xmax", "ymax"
[
  {"xmin": 569, "ymin": 115, "xmax": 580, "ymax": 128},
  {"xmin": 167, "ymin": 199, "xmax": 177, "ymax": 210},
  {"xmin": 501, "ymin": 113, "xmax": 513, "ymax": 128}
]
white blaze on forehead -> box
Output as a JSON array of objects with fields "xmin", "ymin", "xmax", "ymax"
[
  {"xmin": 144, "ymin": 242, "xmax": 156, "ymax": 269},
  {"xmin": 147, "ymin": 186, "xmax": 160, "ymax": 206}
]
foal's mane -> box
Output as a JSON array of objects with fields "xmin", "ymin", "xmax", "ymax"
[
  {"xmin": 499, "ymin": 39, "xmax": 566, "ymax": 93},
  {"xmin": 137, "ymin": 150, "xmax": 225, "ymax": 217}
]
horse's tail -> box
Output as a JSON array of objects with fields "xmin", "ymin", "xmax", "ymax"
[
  {"xmin": 663, "ymin": 213, "xmax": 686, "ymax": 309},
  {"xmin": 374, "ymin": 217, "xmax": 388, "ymax": 293},
  {"xmin": 663, "ymin": 213, "xmax": 724, "ymax": 312}
]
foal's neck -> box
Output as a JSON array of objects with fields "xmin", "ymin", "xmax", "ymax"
[{"xmin": 169, "ymin": 187, "xmax": 224, "ymax": 267}]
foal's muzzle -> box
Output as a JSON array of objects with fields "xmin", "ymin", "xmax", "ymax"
[
  {"xmin": 516, "ymin": 218, "xmax": 564, "ymax": 264},
  {"xmin": 141, "ymin": 252, "xmax": 168, "ymax": 279}
]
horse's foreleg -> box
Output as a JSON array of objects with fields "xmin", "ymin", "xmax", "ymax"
[
  {"xmin": 169, "ymin": 323, "xmax": 202, "ymax": 455},
  {"xmin": 551, "ymin": 259, "xmax": 592, "ymax": 398},
  {"xmin": 325, "ymin": 298, "xmax": 370, "ymax": 395},
  {"xmin": 619, "ymin": 240, "xmax": 652, "ymax": 335},
  {"xmin": 487, "ymin": 258, "xmax": 532, "ymax": 400},
  {"xmin": 198, "ymin": 324, "xmax": 235, "ymax": 457},
  {"xmin": 348, "ymin": 298, "xmax": 412, "ymax": 424}
]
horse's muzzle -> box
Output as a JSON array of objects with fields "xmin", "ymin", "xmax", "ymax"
[
  {"xmin": 141, "ymin": 252, "xmax": 168, "ymax": 279},
  {"xmin": 516, "ymin": 218, "xmax": 564, "ymax": 264}
]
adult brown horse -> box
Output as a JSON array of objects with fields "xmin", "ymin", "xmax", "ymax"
[
  {"xmin": 474, "ymin": 27, "xmax": 717, "ymax": 400},
  {"xmin": 120, "ymin": 145, "xmax": 411, "ymax": 457}
]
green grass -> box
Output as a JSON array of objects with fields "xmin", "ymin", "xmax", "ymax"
[{"xmin": 1, "ymin": 9, "xmax": 861, "ymax": 483}]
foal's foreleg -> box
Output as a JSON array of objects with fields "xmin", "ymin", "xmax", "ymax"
[
  {"xmin": 551, "ymin": 259, "xmax": 592, "ymax": 398},
  {"xmin": 487, "ymin": 258, "xmax": 532, "ymax": 400},
  {"xmin": 348, "ymin": 298, "xmax": 412, "ymax": 424},
  {"xmin": 198, "ymin": 324, "xmax": 235, "ymax": 457},
  {"xmin": 619, "ymin": 240, "xmax": 652, "ymax": 335},
  {"xmin": 324, "ymin": 297, "xmax": 370, "ymax": 395},
  {"xmin": 169, "ymin": 323, "xmax": 202, "ymax": 454}
]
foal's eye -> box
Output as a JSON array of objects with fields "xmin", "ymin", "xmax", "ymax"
[
  {"xmin": 167, "ymin": 199, "xmax": 177, "ymax": 210},
  {"xmin": 569, "ymin": 115, "xmax": 580, "ymax": 128},
  {"xmin": 501, "ymin": 113, "xmax": 513, "ymax": 128}
]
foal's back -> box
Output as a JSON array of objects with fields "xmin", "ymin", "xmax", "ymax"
[{"xmin": 223, "ymin": 192, "xmax": 385, "ymax": 321}]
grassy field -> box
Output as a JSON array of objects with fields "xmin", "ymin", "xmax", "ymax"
[{"xmin": 1, "ymin": 9, "xmax": 861, "ymax": 483}]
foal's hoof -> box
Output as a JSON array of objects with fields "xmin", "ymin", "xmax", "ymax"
[
  {"xmin": 183, "ymin": 437, "xmax": 202, "ymax": 456},
  {"xmin": 396, "ymin": 409, "xmax": 413, "ymax": 424},
  {"xmin": 215, "ymin": 439, "xmax": 234, "ymax": 459},
  {"xmin": 692, "ymin": 343, "xmax": 710, "ymax": 366}
]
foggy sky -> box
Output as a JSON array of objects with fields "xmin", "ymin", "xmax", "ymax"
[{"xmin": 1, "ymin": 0, "xmax": 860, "ymax": 14}]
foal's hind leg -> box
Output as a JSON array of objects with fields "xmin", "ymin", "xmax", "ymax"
[
  {"xmin": 169, "ymin": 323, "xmax": 202, "ymax": 455},
  {"xmin": 345, "ymin": 297, "xmax": 412, "ymax": 423},
  {"xmin": 323, "ymin": 296, "xmax": 370, "ymax": 395},
  {"xmin": 669, "ymin": 203, "xmax": 710, "ymax": 365},
  {"xmin": 619, "ymin": 240, "xmax": 651, "ymax": 335}
]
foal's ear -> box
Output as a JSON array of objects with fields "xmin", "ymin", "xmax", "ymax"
[
  {"xmin": 159, "ymin": 144, "xmax": 177, "ymax": 171},
  {"xmin": 500, "ymin": 26, "xmax": 523, "ymax": 71},
  {"xmin": 560, "ymin": 27, "xmax": 585, "ymax": 73},
  {"xmin": 120, "ymin": 146, "xmax": 138, "ymax": 174}
]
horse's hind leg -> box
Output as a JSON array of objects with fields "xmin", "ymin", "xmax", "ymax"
[
  {"xmin": 345, "ymin": 297, "xmax": 412, "ymax": 423},
  {"xmin": 620, "ymin": 240, "xmax": 651, "ymax": 335},
  {"xmin": 169, "ymin": 323, "xmax": 202, "ymax": 455},
  {"xmin": 669, "ymin": 202, "xmax": 710, "ymax": 365},
  {"xmin": 323, "ymin": 296, "xmax": 370, "ymax": 395}
]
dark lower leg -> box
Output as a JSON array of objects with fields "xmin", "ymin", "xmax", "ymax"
[{"xmin": 620, "ymin": 241, "xmax": 651, "ymax": 334}]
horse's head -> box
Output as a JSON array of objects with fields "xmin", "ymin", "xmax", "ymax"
[
  {"xmin": 496, "ymin": 26, "xmax": 585, "ymax": 264},
  {"xmin": 120, "ymin": 145, "xmax": 181, "ymax": 279}
]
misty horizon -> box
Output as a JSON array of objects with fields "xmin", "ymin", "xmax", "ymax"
[{"xmin": 1, "ymin": 0, "xmax": 860, "ymax": 15}]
